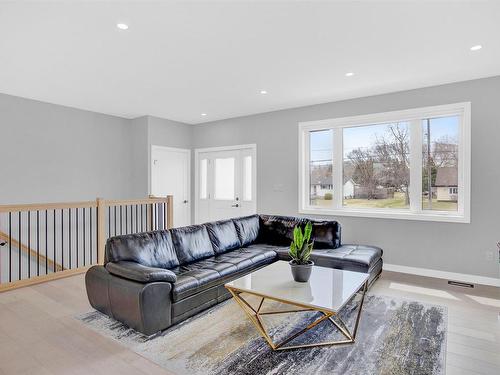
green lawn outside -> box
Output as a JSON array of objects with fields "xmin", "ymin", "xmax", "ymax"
[{"xmin": 312, "ymin": 192, "xmax": 457, "ymax": 211}]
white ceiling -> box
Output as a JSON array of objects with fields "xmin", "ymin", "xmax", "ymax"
[{"xmin": 1, "ymin": 1, "xmax": 499, "ymax": 124}]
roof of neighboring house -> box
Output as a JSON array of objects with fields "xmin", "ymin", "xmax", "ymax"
[
  {"xmin": 434, "ymin": 167, "xmax": 458, "ymax": 187},
  {"xmin": 310, "ymin": 165, "xmax": 332, "ymax": 185}
]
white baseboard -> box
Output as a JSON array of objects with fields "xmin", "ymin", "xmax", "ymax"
[{"xmin": 383, "ymin": 263, "xmax": 500, "ymax": 288}]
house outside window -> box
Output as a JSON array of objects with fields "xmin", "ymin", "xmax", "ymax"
[{"xmin": 299, "ymin": 103, "xmax": 471, "ymax": 223}]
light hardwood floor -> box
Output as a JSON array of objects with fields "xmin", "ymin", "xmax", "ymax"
[{"xmin": 0, "ymin": 271, "xmax": 498, "ymax": 375}]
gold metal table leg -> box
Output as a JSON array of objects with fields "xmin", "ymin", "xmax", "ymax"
[{"xmin": 225, "ymin": 281, "xmax": 368, "ymax": 351}]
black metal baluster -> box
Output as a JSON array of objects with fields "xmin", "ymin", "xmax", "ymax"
[
  {"xmin": 96, "ymin": 204, "xmax": 100, "ymax": 262},
  {"xmin": 61, "ymin": 209, "xmax": 64, "ymax": 271},
  {"xmin": 45, "ymin": 210, "xmax": 48, "ymax": 274},
  {"xmin": 108, "ymin": 206, "xmax": 111, "ymax": 239},
  {"xmin": 90, "ymin": 207, "xmax": 93, "ymax": 264},
  {"xmin": 36, "ymin": 211, "xmax": 40, "ymax": 276},
  {"xmin": 125, "ymin": 204, "xmax": 128, "ymax": 234},
  {"xmin": 141, "ymin": 204, "xmax": 144, "ymax": 232},
  {"xmin": 83, "ymin": 208, "xmax": 86, "ymax": 266},
  {"xmin": 135, "ymin": 205, "xmax": 138, "ymax": 233},
  {"xmin": 163, "ymin": 202, "xmax": 167, "ymax": 229},
  {"xmin": 28, "ymin": 211, "xmax": 31, "ymax": 278},
  {"xmin": 18, "ymin": 212, "xmax": 21, "ymax": 280},
  {"xmin": 153, "ymin": 203, "xmax": 159, "ymax": 230},
  {"xmin": 114, "ymin": 206, "xmax": 117, "ymax": 236},
  {"xmin": 125, "ymin": 206, "xmax": 134, "ymax": 233},
  {"xmin": 146, "ymin": 204, "xmax": 148, "ymax": 231},
  {"xmin": 125, "ymin": 205, "xmax": 133, "ymax": 233},
  {"xmin": 53, "ymin": 209, "xmax": 56, "ymax": 273},
  {"xmin": 8, "ymin": 212, "xmax": 12, "ymax": 282},
  {"xmin": 69, "ymin": 208, "xmax": 72, "ymax": 270},
  {"xmin": 76, "ymin": 207, "xmax": 79, "ymax": 268}
]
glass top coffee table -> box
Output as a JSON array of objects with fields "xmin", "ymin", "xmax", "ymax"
[{"xmin": 225, "ymin": 260, "xmax": 369, "ymax": 351}]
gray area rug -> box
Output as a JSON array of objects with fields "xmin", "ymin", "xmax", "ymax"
[{"xmin": 77, "ymin": 294, "xmax": 447, "ymax": 375}]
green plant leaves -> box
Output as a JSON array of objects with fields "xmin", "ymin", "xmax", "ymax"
[
  {"xmin": 304, "ymin": 221, "xmax": 312, "ymax": 242},
  {"xmin": 289, "ymin": 221, "xmax": 314, "ymax": 265}
]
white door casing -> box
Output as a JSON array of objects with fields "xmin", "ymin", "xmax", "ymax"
[
  {"xmin": 151, "ymin": 145, "xmax": 191, "ymax": 227},
  {"xmin": 195, "ymin": 144, "xmax": 257, "ymax": 223}
]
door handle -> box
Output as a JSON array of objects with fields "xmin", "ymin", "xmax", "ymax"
[{"xmin": 231, "ymin": 204, "xmax": 239, "ymax": 208}]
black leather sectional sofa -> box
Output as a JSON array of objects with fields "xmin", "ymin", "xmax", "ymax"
[{"xmin": 85, "ymin": 214, "xmax": 383, "ymax": 335}]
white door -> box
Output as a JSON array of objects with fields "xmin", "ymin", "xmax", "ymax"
[
  {"xmin": 196, "ymin": 145, "xmax": 256, "ymax": 223},
  {"xmin": 151, "ymin": 146, "xmax": 191, "ymax": 227}
]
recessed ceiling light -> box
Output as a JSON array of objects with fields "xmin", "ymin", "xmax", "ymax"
[
  {"xmin": 201, "ymin": 113, "xmax": 207, "ymax": 116},
  {"xmin": 116, "ymin": 23, "xmax": 129, "ymax": 30},
  {"xmin": 470, "ymin": 45, "xmax": 482, "ymax": 51},
  {"xmin": 260, "ymin": 90, "xmax": 267, "ymax": 94},
  {"xmin": 345, "ymin": 72, "xmax": 354, "ymax": 77}
]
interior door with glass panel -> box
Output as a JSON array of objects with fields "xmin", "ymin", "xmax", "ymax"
[{"xmin": 197, "ymin": 146, "xmax": 256, "ymax": 223}]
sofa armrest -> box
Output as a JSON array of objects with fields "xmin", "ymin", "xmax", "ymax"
[{"xmin": 105, "ymin": 261, "xmax": 177, "ymax": 283}]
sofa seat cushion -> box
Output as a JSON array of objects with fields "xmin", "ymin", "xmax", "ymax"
[
  {"xmin": 171, "ymin": 267, "xmax": 222, "ymax": 302},
  {"xmin": 205, "ymin": 219, "xmax": 241, "ymax": 254},
  {"xmin": 170, "ymin": 246, "xmax": 277, "ymax": 302},
  {"xmin": 171, "ymin": 225, "xmax": 214, "ymax": 265},
  {"xmin": 217, "ymin": 245, "xmax": 278, "ymax": 271},
  {"xmin": 274, "ymin": 244, "xmax": 382, "ymax": 273}
]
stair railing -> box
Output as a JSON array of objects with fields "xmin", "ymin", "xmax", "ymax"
[{"xmin": 0, "ymin": 196, "xmax": 173, "ymax": 292}]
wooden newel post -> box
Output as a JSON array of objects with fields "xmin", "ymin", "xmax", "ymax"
[
  {"xmin": 97, "ymin": 198, "xmax": 106, "ymax": 264},
  {"xmin": 166, "ymin": 195, "xmax": 173, "ymax": 229}
]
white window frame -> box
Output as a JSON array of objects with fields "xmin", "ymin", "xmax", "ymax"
[{"xmin": 298, "ymin": 102, "xmax": 471, "ymax": 223}]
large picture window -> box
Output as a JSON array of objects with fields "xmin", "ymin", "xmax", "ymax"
[{"xmin": 299, "ymin": 103, "xmax": 470, "ymax": 222}]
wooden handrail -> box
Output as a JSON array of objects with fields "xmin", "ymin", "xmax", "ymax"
[
  {"xmin": 0, "ymin": 231, "xmax": 64, "ymax": 271},
  {"xmin": 105, "ymin": 197, "xmax": 169, "ymax": 206},
  {"xmin": 0, "ymin": 201, "xmax": 96, "ymax": 213},
  {"xmin": 0, "ymin": 266, "xmax": 91, "ymax": 293}
]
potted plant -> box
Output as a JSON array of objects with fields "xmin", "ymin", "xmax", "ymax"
[{"xmin": 289, "ymin": 221, "xmax": 314, "ymax": 282}]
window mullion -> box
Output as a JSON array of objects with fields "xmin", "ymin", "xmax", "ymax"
[
  {"xmin": 333, "ymin": 127, "xmax": 343, "ymax": 209},
  {"xmin": 409, "ymin": 119, "xmax": 422, "ymax": 213},
  {"xmin": 302, "ymin": 130, "xmax": 310, "ymax": 210}
]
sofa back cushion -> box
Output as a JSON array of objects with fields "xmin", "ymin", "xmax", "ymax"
[
  {"xmin": 205, "ymin": 219, "xmax": 241, "ymax": 254},
  {"xmin": 258, "ymin": 215, "xmax": 341, "ymax": 249},
  {"xmin": 232, "ymin": 215, "xmax": 260, "ymax": 247},
  {"xmin": 258, "ymin": 215, "xmax": 304, "ymax": 246},
  {"xmin": 171, "ymin": 225, "xmax": 215, "ymax": 264},
  {"xmin": 310, "ymin": 220, "xmax": 341, "ymax": 249},
  {"xmin": 105, "ymin": 230, "xmax": 179, "ymax": 269}
]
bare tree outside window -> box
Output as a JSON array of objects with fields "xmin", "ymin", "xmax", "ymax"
[{"xmin": 343, "ymin": 122, "xmax": 410, "ymax": 209}]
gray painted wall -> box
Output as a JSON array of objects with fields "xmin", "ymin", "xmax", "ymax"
[
  {"xmin": 193, "ymin": 76, "xmax": 500, "ymax": 279},
  {"xmin": 0, "ymin": 98, "xmax": 195, "ymax": 202},
  {"xmin": 0, "ymin": 93, "xmax": 135, "ymax": 203},
  {"xmin": 129, "ymin": 116, "xmax": 149, "ymax": 198},
  {"xmin": 148, "ymin": 116, "xmax": 193, "ymax": 150},
  {"xmin": 2, "ymin": 77, "xmax": 499, "ymax": 279}
]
